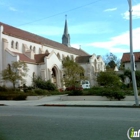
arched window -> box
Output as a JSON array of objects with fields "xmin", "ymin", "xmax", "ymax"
[
  {"xmin": 71, "ymin": 55, "xmax": 74, "ymax": 60},
  {"xmin": 62, "ymin": 54, "xmax": 65, "ymax": 60},
  {"xmin": 15, "ymin": 42, "xmax": 18, "ymax": 49},
  {"xmin": 39, "ymin": 47, "xmax": 43, "ymax": 54},
  {"xmin": 11, "ymin": 41, "xmax": 14, "ymax": 48},
  {"xmin": 67, "ymin": 55, "xmax": 70, "ymax": 59},
  {"xmin": 33, "ymin": 46, "xmax": 36, "ymax": 53},
  {"xmin": 94, "ymin": 59, "xmax": 97, "ymax": 72},
  {"xmin": 30, "ymin": 45, "xmax": 32, "ymax": 50},
  {"xmin": 33, "ymin": 72, "xmax": 35, "ymax": 81},
  {"xmin": 45, "ymin": 50, "xmax": 49, "ymax": 54},
  {"xmin": 8, "ymin": 64, "xmax": 11, "ymax": 71},
  {"xmin": 57, "ymin": 53, "xmax": 61, "ymax": 60}
]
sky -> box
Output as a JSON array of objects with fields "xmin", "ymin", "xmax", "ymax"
[{"xmin": 0, "ymin": 0, "xmax": 140, "ymax": 59}]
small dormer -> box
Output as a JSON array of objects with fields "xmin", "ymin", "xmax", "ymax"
[{"xmin": 22, "ymin": 44, "xmax": 34, "ymax": 59}]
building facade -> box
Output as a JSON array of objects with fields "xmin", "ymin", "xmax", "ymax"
[
  {"xmin": 121, "ymin": 52, "xmax": 140, "ymax": 84},
  {"xmin": 121, "ymin": 52, "xmax": 140, "ymax": 71},
  {"xmin": 0, "ymin": 19, "xmax": 105, "ymax": 89}
]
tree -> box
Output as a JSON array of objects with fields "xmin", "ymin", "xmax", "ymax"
[
  {"xmin": 124, "ymin": 69, "xmax": 132, "ymax": 82},
  {"xmin": 1, "ymin": 61, "xmax": 28, "ymax": 89},
  {"xmin": 62, "ymin": 57, "xmax": 85, "ymax": 88},
  {"xmin": 136, "ymin": 70, "xmax": 140, "ymax": 87},
  {"xmin": 119, "ymin": 69, "xmax": 140, "ymax": 87},
  {"xmin": 108, "ymin": 60, "xmax": 116, "ymax": 69},
  {"xmin": 97, "ymin": 71, "xmax": 122, "ymax": 88},
  {"xmin": 103, "ymin": 53, "xmax": 120, "ymax": 70}
]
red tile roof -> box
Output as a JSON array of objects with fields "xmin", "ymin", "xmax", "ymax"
[
  {"xmin": 121, "ymin": 52, "xmax": 140, "ymax": 63},
  {"xmin": 0, "ymin": 22, "xmax": 89, "ymax": 56},
  {"xmin": 35, "ymin": 53, "xmax": 49, "ymax": 63},
  {"xmin": 13, "ymin": 52, "xmax": 49, "ymax": 64},
  {"xmin": 76, "ymin": 55, "xmax": 92, "ymax": 63}
]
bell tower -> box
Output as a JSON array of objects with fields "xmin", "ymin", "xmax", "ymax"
[{"xmin": 62, "ymin": 15, "xmax": 70, "ymax": 47}]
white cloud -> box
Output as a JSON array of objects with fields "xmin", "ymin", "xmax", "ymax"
[
  {"xmin": 123, "ymin": 3, "xmax": 140, "ymax": 19},
  {"xmin": 104, "ymin": 7, "xmax": 117, "ymax": 12},
  {"xmin": 71, "ymin": 44, "xmax": 80, "ymax": 49},
  {"xmin": 109, "ymin": 48, "xmax": 129, "ymax": 53},
  {"xmin": 87, "ymin": 28, "xmax": 140, "ymax": 53}
]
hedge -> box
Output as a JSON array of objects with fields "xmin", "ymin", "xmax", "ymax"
[{"xmin": 0, "ymin": 92, "xmax": 27, "ymax": 100}]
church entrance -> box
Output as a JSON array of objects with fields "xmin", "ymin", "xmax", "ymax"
[{"xmin": 51, "ymin": 67, "xmax": 58, "ymax": 87}]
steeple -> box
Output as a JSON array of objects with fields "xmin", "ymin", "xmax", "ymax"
[{"xmin": 62, "ymin": 15, "xmax": 70, "ymax": 47}]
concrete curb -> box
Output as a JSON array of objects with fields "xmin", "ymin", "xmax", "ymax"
[
  {"xmin": 39, "ymin": 104, "xmax": 140, "ymax": 108},
  {"xmin": 0, "ymin": 104, "xmax": 6, "ymax": 106},
  {"xmin": 1, "ymin": 103, "xmax": 140, "ymax": 108},
  {"xmin": 60, "ymin": 96, "xmax": 139, "ymax": 101}
]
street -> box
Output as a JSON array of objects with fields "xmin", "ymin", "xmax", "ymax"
[{"xmin": 0, "ymin": 106, "xmax": 140, "ymax": 140}]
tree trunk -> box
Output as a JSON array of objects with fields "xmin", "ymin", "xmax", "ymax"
[{"xmin": 13, "ymin": 83, "xmax": 16, "ymax": 90}]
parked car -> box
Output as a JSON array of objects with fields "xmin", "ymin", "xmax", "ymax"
[{"xmin": 81, "ymin": 80, "xmax": 90, "ymax": 89}]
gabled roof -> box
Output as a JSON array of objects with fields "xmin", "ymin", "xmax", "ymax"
[
  {"xmin": 0, "ymin": 22, "xmax": 89, "ymax": 56},
  {"xmin": 13, "ymin": 52, "xmax": 49, "ymax": 64},
  {"xmin": 121, "ymin": 52, "xmax": 140, "ymax": 63},
  {"xmin": 75, "ymin": 55, "xmax": 92, "ymax": 63},
  {"xmin": 35, "ymin": 53, "xmax": 49, "ymax": 63}
]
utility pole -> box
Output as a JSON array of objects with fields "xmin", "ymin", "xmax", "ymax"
[{"xmin": 127, "ymin": 0, "xmax": 139, "ymax": 106}]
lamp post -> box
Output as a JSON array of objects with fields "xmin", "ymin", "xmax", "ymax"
[{"xmin": 127, "ymin": 0, "xmax": 139, "ymax": 106}]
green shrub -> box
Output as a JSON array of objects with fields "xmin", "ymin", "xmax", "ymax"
[
  {"xmin": 124, "ymin": 90, "xmax": 133, "ymax": 96},
  {"xmin": 0, "ymin": 91, "xmax": 27, "ymax": 100},
  {"xmin": 49, "ymin": 91, "xmax": 65, "ymax": 95},
  {"xmin": 68, "ymin": 90, "xmax": 83, "ymax": 96},
  {"xmin": 100, "ymin": 88, "xmax": 125, "ymax": 100},
  {"xmin": 34, "ymin": 78, "xmax": 57, "ymax": 91},
  {"xmin": 24, "ymin": 90, "xmax": 36, "ymax": 95},
  {"xmin": 113, "ymin": 91, "xmax": 125, "ymax": 100},
  {"xmin": 82, "ymin": 90, "xmax": 90, "ymax": 95},
  {"xmin": 97, "ymin": 71, "xmax": 122, "ymax": 87},
  {"xmin": 13, "ymin": 94, "xmax": 27, "ymax": 100},
  {"xmin": 88, "ymin": 87, "xmax": 104, "ymax": 96},
  {"xmin": 33, "ymin": 89, "xmax": 48, "ymax": 95},
  {"xmin": 45, "ymin": 80, "xmax": 57, "ymax": 91},
  {"xmin": 0, "ymin": 86, "xmax": 8, "ymax": 92},
  {"xmin": 23, "ymin": 86, "xmax": 34, "ymax": 93},
  {"xmin": 83, "ymin": 87, "xmax": 126, "ymax": 100}
]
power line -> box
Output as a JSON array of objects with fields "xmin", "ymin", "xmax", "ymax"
[{"xmin": 18, "ymin": 0, "xmax": 102, "ymax": 27}]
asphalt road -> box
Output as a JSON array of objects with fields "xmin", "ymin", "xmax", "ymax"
[{"xmin": 0, "ymin": 106, "xmax": 140, "ymax": 140}]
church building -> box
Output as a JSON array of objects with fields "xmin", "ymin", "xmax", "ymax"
[{"xmin": 0, "ymin": 18, "xmax": 105, "ymax": 89}]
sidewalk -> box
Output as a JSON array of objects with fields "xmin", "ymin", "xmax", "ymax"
[{"xmin": 0, "ymin": 95, "xmax": 139, "ymax": 108}]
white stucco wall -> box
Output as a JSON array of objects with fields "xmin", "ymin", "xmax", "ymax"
[
  {"xmin": 124, "ymin": 62, "xmax": 140, "ymax": 71},
  {"xmin": 46, "ymin": 52, "xmax": 62, "ymax": 70},
  {"xmin": 124, "ymin": 62, "xmax": 131, "ymax": 70},
  {"xmin": 5, "ymin": 50, "xmax": 18, "ymax": 65},
  {"xmin": 136, "ymin": 62, "xmax": 140, "ymax": 70},
  {"xmin": 0, "ymin": 26, "xmax": 3, "ymax": 72},
  {"xmin": 78, "ymin": 55, "xmax": 105, "ymax": 87},
  {"xmin": 25, "ymin": 63, "xmax": 38, "ymax": 86}
]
